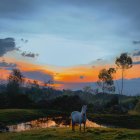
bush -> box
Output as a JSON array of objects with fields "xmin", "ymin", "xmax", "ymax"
[
  {"xmin": 8, "ymin": 94, "xmax": 33, "ymax": 108},
  {"xmin": 47, "ymin": 95, "xmax": 87, "ymax": 112},
  {"xmin": 135, "ymin": 101, "xmax": 140, "ymax": 112}
]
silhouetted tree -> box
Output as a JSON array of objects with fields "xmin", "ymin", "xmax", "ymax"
[
  {"xmin": 0, "ymin": 93, "xmax": 8, "ymax": 108},
  {"xmin": 32, "ymin": 80, "xmax": 40, "ymax": 89},
  {"xmin": 12, "ymin": 94, "xmax": 33, "ymax": 108},
  {"xmin": 7, "ymin": 69, "xmax": 24, "ymax": 96},
  {"xmin": 43, "ymin": 79, "xmax": 54, "ymax": 89},
  {"xmin": 97, "ymin": 68, "xmax": 116, "ymax": 94},
  {"xmin": 115, "ymin": 53, "xmax": 133, "ymax": 95},
  {"xmin": 48, "ymin": 95, "xmax": 86, "ymax": 112},
  {"xmin": 83, "ymin": 86, "xmax": 94, "ymax": 94},
  {"xmin": 106, "ymin": 95, "xmax": 119, "ymax": 108}
]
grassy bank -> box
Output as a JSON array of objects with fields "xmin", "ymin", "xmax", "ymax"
[
  {"xmin": 0, "ymin": 109, "xmax": 69, "ymax": 125},
  {"xmin": 89, "ymin": 114, "xmax": 140, "ymax": 129},
  {"xmin": 1, "ymin": 109, "xmax": 140, "ymax": 129},
  {"xmin": 0, "ymin": 127, "xmax": 140, "ymax": 140},
  {"xmin": 0, "ymin": 109, "xmax": 46, "ymax": 125},
  {"xmin": 0, "ymin": 109, "xmax": 140, "ymax": 140}
]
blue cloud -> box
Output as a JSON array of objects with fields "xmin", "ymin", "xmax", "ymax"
[
  {"xmin": 0, "ymin": 38, "xmax": 16, "ymax": 56},
  {"xmin": 22, "ymin": 71, "xmax": 53, "ymax": 82}
]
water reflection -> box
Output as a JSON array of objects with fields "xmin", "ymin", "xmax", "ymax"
[
  {"xmin": 8, "ymin": 117, "xmax": 69, "ymax": 132},
  {"xmin": 7, "ymin": 117, "xmax": 104, "ymax": 132},
  {"xmin": 86, "ymin": 119, "xmax": 105, "ymax": 128}
]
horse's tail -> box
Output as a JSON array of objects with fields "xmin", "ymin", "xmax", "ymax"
[
  {"xmin": 70, "ymin": 112, "xmax": 73, "ymax": 119},
  {"xmin": 69, "ymin": 113, "xmax": 72, "ymax": 121}
]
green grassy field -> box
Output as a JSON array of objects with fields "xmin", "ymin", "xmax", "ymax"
[
  {"xmin": 0, "ymin": 109, "xmax": 140, "ymax": 140},
  {"xmin": 0, "ymin": 127, "xmax": 140, "ymax": 140}
]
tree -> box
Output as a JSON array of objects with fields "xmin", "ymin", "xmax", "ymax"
[
  {"xmin": 115, "ymin": 53, "xmax": 133, "ymax": 95},
  {"xmin": 97, "ymin": 68, "xmax": 116, "ymax": 93},
  {"xmin": 135, "ymin": 101, "xmax": 140, "ymax": 113},
  {"xmin": 83, "ymin": 86, "xmax": 94, "ymax": 94},
  {"xmin": 43, "ymin": 79, "xmax": 54, "ymax": 89},
  {"xmin": 32, "ymin": 80, "xmax": 40, "ymax": 89},
  {"xmin": 7, "ymin": 69, "xmax": 24, "ymax": 96}
]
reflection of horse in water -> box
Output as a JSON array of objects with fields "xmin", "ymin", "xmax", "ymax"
[{"xmin": 71, "ymin": 105, "xmax": 87, "ymax": 132}]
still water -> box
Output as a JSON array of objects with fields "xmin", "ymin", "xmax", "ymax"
[{"xmin": 7, "ymin": 117, "xmax": 104, "ymax": 132}]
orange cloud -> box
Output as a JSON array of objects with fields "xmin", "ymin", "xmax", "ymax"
[
  {"xmin": 0, "ymin": 69, "xmax": 10, "ymax": 80},
  {"xmin": 0, "ymin": 57, "xmax": 140, "ymax": 90},
  {"xmin": 115, "ymin": 64, "xmax": 140, "ymax": 80}
]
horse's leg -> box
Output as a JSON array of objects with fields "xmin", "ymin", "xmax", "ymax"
[
  {"xmin": 79, "ymin": 123, "xmax": 81, "ymax": 132},
  {"xmin": 73, "ymin": 124, "xmax": 75, "ymax": 131},
  {"xmin": 72, "ymin": 124, "xmax": 74, "ymax": 131},
  {"xmin": 72, "ymin": 120, "xmax": 75, "ymax": 131},
  {"xmin": 83, "ymin": 122, "xmax": 86, "ymax": 132}
]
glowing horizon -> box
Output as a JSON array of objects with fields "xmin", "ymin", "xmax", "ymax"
[{"xmin": 0, "ymin": 0, "xmax": 140, "ymax": 93}]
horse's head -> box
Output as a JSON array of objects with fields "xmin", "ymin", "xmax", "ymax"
[{"xmin": 81, "ymin": 105, "xmax": 87, "ymax": 115}]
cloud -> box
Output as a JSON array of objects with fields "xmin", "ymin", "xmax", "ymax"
[
  {"xmin": 0, "ymin": 38, "xmax": 17, "ymax": 57},
  {"xmin": 1, "ymin": 0, "xmax": 140, "ymax": 24},
  {"xmin": 21, "ymin": 52, "xmax": 39, "ymax": 58},
  {"xmin": 97, "ymin": 58, "xmax": 102, "ymax": 61},
  {"xmin": 0, "ymin": 60, "xmax": 17, "ymax": 70},
  {"xmin": 80, "ymin": 75, "xmax": 85, "ymax": 79},
  {"xmin": 19, "ymin": 38, "xmax": 38, "ymax": 58},
  {"xmin": 91, "ymin": 65, "xmax": 95, "ymax": 68},
  {"xmin": 133, "ymin": 41, "xmax": 140, "ymax": 45},
  {"xmin": 21, "ymin": 38, "xmax": 28, "ymax": 43},
  {"xmin": 22, "ymin": 71, "xmax": 53, "ymax": 82},
  {"xmin": 133, "ymin": 51, "xmax": 140, "ymax": 56},
  {"xmin": 133, "ymin": 61, "xmax": 140, "ymax": 65},
  {"xmin": 0, "ymin": 0, "xmax": 34, "ymax": 19}
]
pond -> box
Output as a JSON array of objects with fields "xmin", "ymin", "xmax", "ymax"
[{"xmin": 6, "ymin": 117, "xmax": 105, "ymax": 132}]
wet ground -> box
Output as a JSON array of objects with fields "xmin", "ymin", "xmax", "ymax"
[{"xmin": 7, "ymin": 117, "xmax": 104, "ymax": 132}]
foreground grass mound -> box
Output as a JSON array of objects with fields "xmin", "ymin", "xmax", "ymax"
[{"xmin": 0, "ymin": 127, "xmax": 140, "ymax": 140}]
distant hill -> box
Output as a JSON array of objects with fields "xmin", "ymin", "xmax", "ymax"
[{"xmin": 60, "ymin": 78, "xmax": 140, "ymax": 96}]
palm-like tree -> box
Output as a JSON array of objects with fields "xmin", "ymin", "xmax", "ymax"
[{"xmin": 115, "ymin": 53, "xmax": 133, "ymax": 95}]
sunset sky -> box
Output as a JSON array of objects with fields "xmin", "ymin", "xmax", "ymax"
[{"xmin": 0, "ymin": 0, "xmax": 140, "ymax": 94}]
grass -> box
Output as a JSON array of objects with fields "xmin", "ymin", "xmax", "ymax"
[
  {"xmin": 0, "ymin": 109, "xmax": 69, "ymax": 125},
  {"xmin": 88, "ymin": 114, "xmax": 140, "ymax": 129},
  {"xmin": 0, "ymin": 127, "xmax": 140, "ymax": 140},
  {"xmin": 0, "ymin": 109, "xmax": 46, "ymax": 125},
  {"xmin": 1, "ymin": 109, "xmax": 140, "ymax": 129},
  {"xmin": 128, "ymin": 110, "xmax": 140, "ymax": 116},
  {"xmin": 0, "ymin": 109, "xmax": 140, "ymax": 139}
]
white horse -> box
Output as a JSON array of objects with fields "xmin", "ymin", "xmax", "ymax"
[{"xmin": 71, "ymin": 105, "xmax": 87, "ymax": 132}]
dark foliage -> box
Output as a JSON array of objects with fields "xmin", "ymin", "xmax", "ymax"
[
  {"xmin": 115, "ymin": 53, "xmax": 133, "ymax": 95},
  {"xmin": 8, "ymin": 94, "xmax": 33, "ymax": 108},
  {"xmin": 7, "ymin": 69, "xmax": 24, "ymax": 97},
  {"xmin": 0, "ymin": 93, "xmax": 9, "ymax": 108},
  {"xmin": 46, "ymin": 95, "xmax": 87, "ymax": 112}
]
